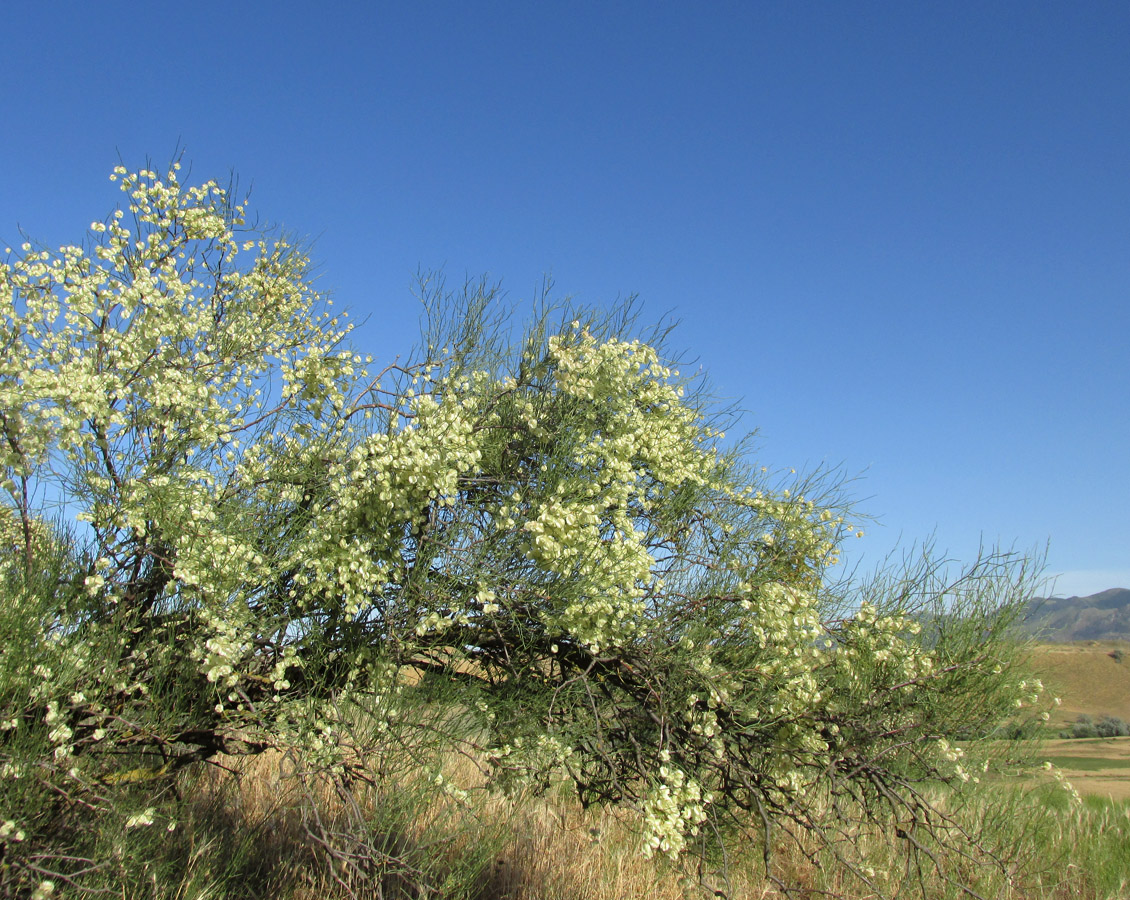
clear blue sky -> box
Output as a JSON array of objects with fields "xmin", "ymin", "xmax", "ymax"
[{"xmin": 2, "ymin": 2, "xmax": 1127, "ymax": 597}]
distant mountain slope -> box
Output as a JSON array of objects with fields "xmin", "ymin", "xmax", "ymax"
[
  {"xmin": 1021, "ymin": 588, "xmax": 1130, "ymax": 642},
  {"xmin": 1027, "ymin": 640, "xmax": 1130, "ymax": 726}
]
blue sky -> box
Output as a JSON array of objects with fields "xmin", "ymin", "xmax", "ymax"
[{"xmin": 2, "ymin": 2, "xmax": 1127, "ymax": 597}]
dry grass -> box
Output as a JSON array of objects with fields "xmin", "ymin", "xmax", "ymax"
[
  {"xmin": 169, "ymin": 752, "xmax": 1081, "ymax": 900},
  {"xmin": 1028, "ymin": 641, "xmax": 1130, "ymax": 728},
  {"xmin": 157, "ymin": 694, "xmax": 1130, "ymax": 900},
  {"xmin": 174, "ymin": 749, "xmax": 788, "ymax": 900}
]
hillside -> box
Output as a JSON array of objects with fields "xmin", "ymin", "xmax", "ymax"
[
  {"xmin": 1020, "ymin": 588, "xmax": 1130, "ymax": 642},
  {"xmin": 1027, "ymin": 641, "xmax": 1130, "ymax": 728}
]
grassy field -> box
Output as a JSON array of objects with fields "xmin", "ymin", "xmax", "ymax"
[
  {"xmin": 117, "ymin": 637, "xmax": 1130, "ymax": 900},
  {"xmin": 18, "ymin": 641, "xmax": 1130, "ymax": 899},
  {"xmin": 1028, "ymin": 640, "xmax": 1130, "ymax": 726},
  {"xmin": 139, "ymin": 745, "xmax": 1130, "ymax": 900},
  {"xmin": 1028, "ymin": 641, "xmax": 1130, "ymax": 801},
  {"xmin": 1037, "ymin": 736, "xmax": 1130, "ymax": 801}
]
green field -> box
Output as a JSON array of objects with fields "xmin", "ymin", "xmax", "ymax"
[{"xmin": 1037, "ymin": 737, "xmax": 1130, "ymax": 800}]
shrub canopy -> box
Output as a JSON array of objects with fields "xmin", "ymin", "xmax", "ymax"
[{"xmin": 0, "ymin": 163, "xmax": 1047, "ymax": 897}]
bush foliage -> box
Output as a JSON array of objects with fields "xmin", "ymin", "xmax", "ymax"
[
  {"xmin": 0, "ymin": 162, "xmax": 1049, "ymax": 898},
  {"xmin": 1063, "ymin": 714, "xmax": 1130, "ymax": 739}
]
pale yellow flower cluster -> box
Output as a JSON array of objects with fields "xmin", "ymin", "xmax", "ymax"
[
  {"xmin": 0, "ymin": 165, "xmax": 1038, "ymax": 875},
  {"xmin": 513, "ymin": 329, "xmax": 717, "ymax": 650},
  {"xmin": 0, "ymin": 164, "xmax": 361, "ymax": 714},
  {"xmin": 640, "ymin": 752, "xmax": 711, "ymax": 858}
]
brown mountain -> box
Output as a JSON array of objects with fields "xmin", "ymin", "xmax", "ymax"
[{"xmin": 1020, "ymin": 588, "xmax": 1130, "ymax": 642}]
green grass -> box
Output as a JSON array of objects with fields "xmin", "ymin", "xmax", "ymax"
[{"xmin": 1042, "ymin": 754, "xmax": 1130, "ymax": 771}]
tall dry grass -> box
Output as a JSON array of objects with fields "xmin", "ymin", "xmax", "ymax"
[{"xmin": 139, "ymin": 749, "xmax": 1129, "ymax": 900}]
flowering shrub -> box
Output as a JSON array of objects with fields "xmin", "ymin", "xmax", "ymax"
[{"xmin": 0, "ymin": 163, "xmax": 1046, "ymax": 897}]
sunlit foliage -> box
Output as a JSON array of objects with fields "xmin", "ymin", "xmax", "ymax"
[{"xmin": 0, "ymin": 164, "xmax": 1047, "ymax": 898}]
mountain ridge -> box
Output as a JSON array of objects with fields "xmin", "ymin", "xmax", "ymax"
[{"xmin": 1020, "ymin": 588, "xmax": 1130, "ymax": 642}]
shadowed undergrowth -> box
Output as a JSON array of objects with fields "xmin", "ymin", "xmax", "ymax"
[{"xmin": 67, "ymin": 752, "xmax": 1128, "ymax": 900}]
